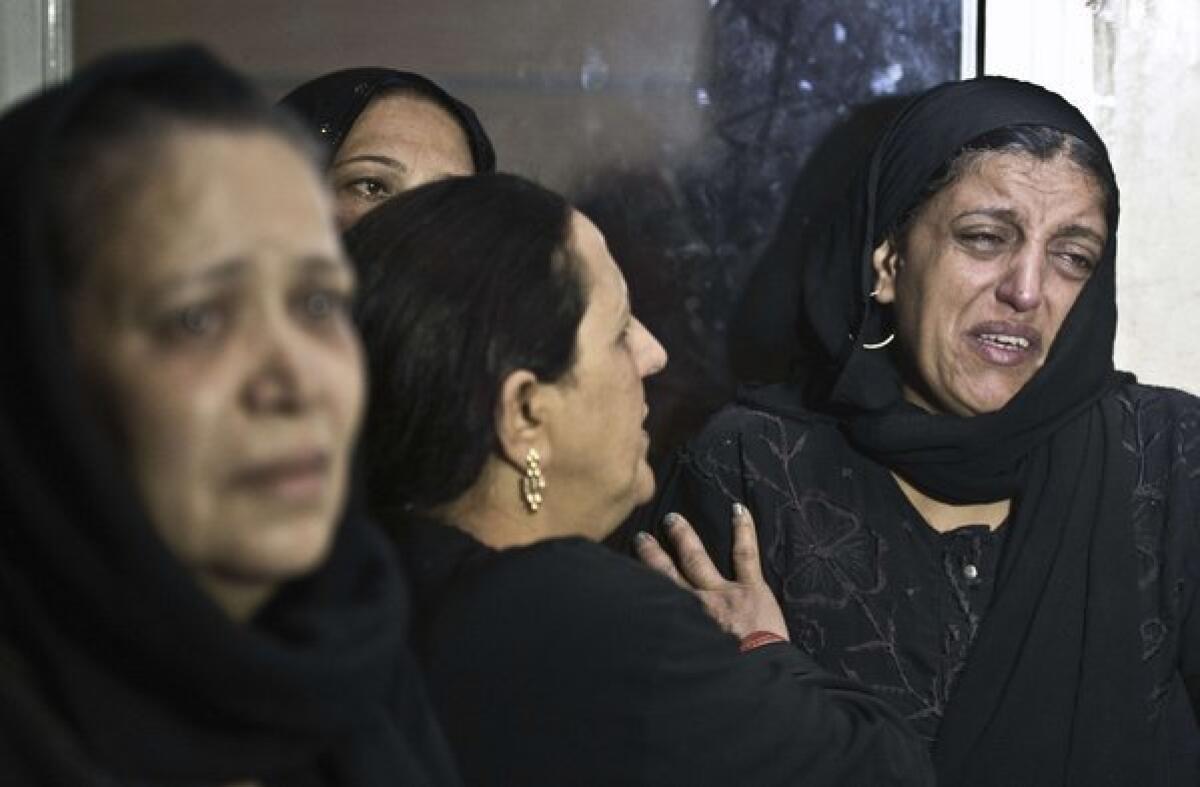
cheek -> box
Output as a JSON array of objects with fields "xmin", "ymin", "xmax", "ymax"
[
  {"xmin": 120, "ymin": 360, "xmax": 225, "ymax": 482},
  {"xmin": 1043, "ymin": 279, "xmax": 1089, "ymax": 343},
  {"xmin": 318, "ymin": 332, "xmax": 366, "ymax": 444},
  {"xmin": 106, "ymin": 361, "xmax": 228, "ymax": 560},
  {"xmin": 333, "ymin": 195, "xmax": 369, "ymax": 231}
]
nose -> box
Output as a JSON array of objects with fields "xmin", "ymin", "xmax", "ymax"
[
  {"xmin": 242, "ymin": 316, "xmax": 318, "ymax": 414},
  {"xmin": 632, "ymin": 318, "xmax": 668, "ymax": 378},
  {"xmin": 995, "ymin": 245, "xmax": 1044, "ymax": 313}
]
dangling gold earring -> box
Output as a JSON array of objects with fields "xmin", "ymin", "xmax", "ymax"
[{"xmin": 521, "ymin": 448, "xmax": 546, "ymax": 513}]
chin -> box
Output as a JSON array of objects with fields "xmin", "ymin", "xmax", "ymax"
[
  {"xmin": 632, "ymin": 463, "xmax": 657, "ymax": 506},
  {"xmin": 231, "ymin": 513, "xmax": 340, "ymax": 582}
]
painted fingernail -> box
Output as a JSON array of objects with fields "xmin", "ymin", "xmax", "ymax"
[
  {"xmin": 732, "ymin": 502, "xmax": 748, "ymax": 518},
  {"xmin": 663, "ymin": 513, "xmax": 682, "ymax": 530},
  {"xmin": 634, "ymin": 531, "xmax": 653, "ymax": 545}
]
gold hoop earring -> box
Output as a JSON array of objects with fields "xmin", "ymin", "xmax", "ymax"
[{"xmin": 521, "ymin": 448, "xmax": 546, "ymax": 513}]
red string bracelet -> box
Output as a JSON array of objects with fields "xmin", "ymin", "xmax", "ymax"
[{"xmin": 738, "ymin": 630, "xmax": 787, "ymax": 653}]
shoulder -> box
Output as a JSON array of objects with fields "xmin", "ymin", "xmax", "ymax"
[
  {"xmin": 1116, "ymin": 381, "xmax": 1200, "ymax": 422},
  {"xmin": 688, "ymin": 384, "xmax": 833, "ymax": 444},
  {"xmin": 682, "ymin": 387, "xmax": 841, "ymax": 469},
  {"xmin": 428, "ymin": 537, "xmax": 716, "ymax": 651},
  {"xmin": 1114, "ymin": 382, "xmax": 1200, "ymax": 466},
  {"xmin": 475, "ymin": 537, "xmax": 670, "ymax": 601}
]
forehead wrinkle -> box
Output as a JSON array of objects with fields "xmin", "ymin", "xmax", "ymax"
[
  {"xmin": 348, "ymin": 94, "xmax": 471, "ymax": 156},
  {"xmin": 147, "ymin": 258, "xmax": 248, "ymax": 300},
  {"xmin": 331, "ymin": 153, "xmax": 409, "ymax": 173}
]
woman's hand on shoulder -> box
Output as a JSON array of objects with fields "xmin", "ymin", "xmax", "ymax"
[{"xmin": 634, "ymin": 504, "xmax": 789, "ymax": 642}]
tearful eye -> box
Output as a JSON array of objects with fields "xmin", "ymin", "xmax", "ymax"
[
  {"xmin": 1057, "ymin": 251, "xmax": 1097, "ymax": 277},
  {"xmin": 174, "ymin": 304, "xmax": 223, "ymax": 337},
  {"xmin": 616, "ymin": 319, "xmax": 634, "ymax": 348},
  {"xmin": 346, "ymin": 179, "xmax": 392, "ymax": 201},
  {"xmin": 298, "ymin": 289, "xmax": 349, "ymax": 321},
  {"xmin": 959, "ymin": 230, "xmax": 1006, "ymax": 250}
]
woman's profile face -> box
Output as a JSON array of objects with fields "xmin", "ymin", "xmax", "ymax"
[
  {"xmin": 542, "ymin": 212, "xmax": 668, "ymax": 538},
  {"xmin": 69, "ymin": 129, "xmax": 364, "ymax": 618},
  {"xmin": 330, "ymin": 92, "xmax": 475, "ymax": 229},
  {"xmin": 873, "ymin": 150, "xmax": 1108, "ymax": 416}
]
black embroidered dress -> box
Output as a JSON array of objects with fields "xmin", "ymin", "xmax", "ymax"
[{"xmin": 649, "ymin": 381, "xmax": 1200, "ymax": 776}]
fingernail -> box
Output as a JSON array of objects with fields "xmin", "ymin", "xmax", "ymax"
[
  {"xmin": 732, "ymin": 502, "xmax": 748, "ymax": 518},
  {"xmin": 634, "ymin": 531, "xmax": 652, "ymax": 545},
  {"xmin": 663, "ymin": 513, "xmax": 681, "ymax": 530}
]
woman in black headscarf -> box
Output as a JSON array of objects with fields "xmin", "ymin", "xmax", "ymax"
[
  {"xmin": 280, "ymin": 67, "xmax": 496, "ymax": 229},
  {"xmin": 0, "ymin": 46, "xmax": 458, "ymax": 786},
  {"xmin": 644, "ymin": 76, "xmax": 1200, "ymax": 785}
]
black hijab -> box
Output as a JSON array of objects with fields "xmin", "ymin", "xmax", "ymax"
[
  {"xmin": 0, "ymin": 46, "xmax": 458, "ymax": 786},
  {"xmin": 772, "ymin": 76, "xmax": 1152, "ymax": 785},
  {"xmin": 280, "ymin": 67, "xmax": 496, "ymax": 172}
]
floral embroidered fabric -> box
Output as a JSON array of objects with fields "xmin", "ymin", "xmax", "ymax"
[{"xmin": 649, "ymin": 382, "xmax": 1200, "ymax": 763}]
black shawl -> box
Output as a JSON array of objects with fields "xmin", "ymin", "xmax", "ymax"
[
  {"xmin": 279, "ymin": 67, "xmax": 496, "ymax": 172},
  {"xmin": 772, "ymin": 76, "xmax": 1155, "ymax": 785},
  {"xmin": 0, "ymin": 46, "xmax": 458, "ymax": 786}
]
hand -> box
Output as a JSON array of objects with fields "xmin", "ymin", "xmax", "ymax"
[{"xmin": 635, "ymin": 503, "xmax": 789, "ymax": 642}]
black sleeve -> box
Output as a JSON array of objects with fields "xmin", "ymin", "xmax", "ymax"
[
  {"xmin": 423, "ymin": 542, "xmax": 932, "ymax": 787},
  {"xmin": 632, "ymin": 570, "xmax": 933, "ymax": 786}
]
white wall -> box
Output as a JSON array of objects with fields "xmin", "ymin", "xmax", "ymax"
[
  {"xmin": 985, "ymin": 0, "xmax": 1200, "ymax": 394},
  {"xmin": 0, "ymin": 0, "xmax": 71, "ymax": 109}
]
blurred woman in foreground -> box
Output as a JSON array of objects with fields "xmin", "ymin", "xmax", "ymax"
[
  {"xmin": 345, "ymin": 172, "xmax": 933, "ymax": 786},
  {"xmin": 0, "ymin": 46, "xmax": 456, "ymax": 785}
]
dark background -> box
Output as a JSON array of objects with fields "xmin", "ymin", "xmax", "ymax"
[{"xmin": 78, "ymin": 0, "xmax": 964, "ymax": 455}]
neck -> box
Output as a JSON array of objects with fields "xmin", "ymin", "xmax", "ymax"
[
  {"xmin": 197, "ymin": 574, "xmax": 275, "ymax": 624},
  {"xmin": 436, "ymin": 461, "xmax": 563, "ymax": 549},
  {"xmin": 892, "ymin": 472, "xmax": 1010, "ymax": 533}
]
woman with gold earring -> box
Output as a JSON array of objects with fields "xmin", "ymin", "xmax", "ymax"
[{"xmin": 345, "ymin": 173, "xmax": 932, "ymax": 786}]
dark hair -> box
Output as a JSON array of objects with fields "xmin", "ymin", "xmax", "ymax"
[
  {"xmin": 47, "ymin": 49, "xmax": 317, "ymax": 291},
  {"xmin": 885, "ymin": 124, "xmax": 1115, "ymax": 249},
  {"xmin": 345, "ymin": 173, "xmax": 586, "ymax": 516}
]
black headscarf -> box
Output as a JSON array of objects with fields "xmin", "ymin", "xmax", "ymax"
[
  {"xmin": 280, "ymin": 67, "xmax": 496, "ymax": 172},
  {"xmin": 0, "ymin": 46, "xmax": 458, "ymax": 786},
  {"xmin": 774, "ymin": 76, "xmax": 1152, "ymax": 785}
]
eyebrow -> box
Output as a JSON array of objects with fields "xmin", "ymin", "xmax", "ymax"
[
  {"xmin": 956, "ymin": 208, "xmax": 1106, "ymax": 245},
  {"xmin": 331, "ymin": 154, "xmax": 409, "ymax": 174},
  {"xmin": 150, "ymin": 258, "xmax": 247, "ymax": 300},
  {"xmin": 1053, "ymin": 225, "xmax": 1106, "ymax": 245},
  {"xmin": 148, "ymin": 254, "xmax": 352, "ymax": 301}
]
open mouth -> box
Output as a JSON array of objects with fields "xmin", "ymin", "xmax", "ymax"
[
  {"xmin": 978, "ymin": 333, "xmax": 1030, "ymax": 350},
  {"xmin": 968, "ymin": 322, "xmax": 1042, "ymax": 366}
]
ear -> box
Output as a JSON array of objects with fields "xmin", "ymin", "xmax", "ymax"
[
  {"xmin": 494, "ymin": 369, "xmax": 554, "ymax": 469},
  {"xmin": 870, "ymin": 239, "xmax": 902, "ymax": 305}
]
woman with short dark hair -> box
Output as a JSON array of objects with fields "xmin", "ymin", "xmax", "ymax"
[
  {"xmin": 345, "ymin": 172, "xmax": 933, "ymax": 786},
  {"xmin": 0, "ymin": 46, "xmax": 457, "ymax": 786}
]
